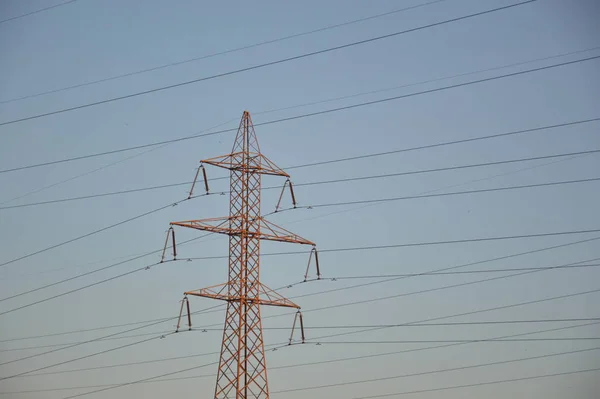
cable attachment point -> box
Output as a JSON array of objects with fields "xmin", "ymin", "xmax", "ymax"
[
  {"xmin": 161, "ymin": 227, "xmax": 177, "ymax": 262},
  {"xmin": 175, "ymin": 295, "xmax": 192, "ymax": 332},
  {"xmin": 188, "ymin": 163, "xmax": 209, "ymax": 199},
  {"xmin": 288, "ymin": 310, "xmax": 306, "ymax": 345},
  {"xmin": 275, "ymin": 179, "xmax": 297, "ymax": 212},
  {"xmin": 304, "ymin": 246, "xmax": 321, "ymax": 282}
]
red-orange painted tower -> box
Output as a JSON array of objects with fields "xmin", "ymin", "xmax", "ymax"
[{"xmin": 170, "ymin": 111, "xmax": 314, "ymax": 398}]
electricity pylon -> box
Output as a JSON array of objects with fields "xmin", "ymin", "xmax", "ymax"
[{"xmin": 169, "ymin": 111, "xmax": 315, "ymax": 398}]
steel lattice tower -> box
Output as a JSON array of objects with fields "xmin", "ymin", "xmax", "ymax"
[{"xmin": 170, "ymin": 111, "xmax": 314, "ymax": 398}]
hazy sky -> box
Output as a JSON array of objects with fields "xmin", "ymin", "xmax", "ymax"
[{"xmin": 0, "ymin": 0, "xmax": 599, "ymax": 398}]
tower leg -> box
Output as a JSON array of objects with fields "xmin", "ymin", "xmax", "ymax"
[{"xmin": 215, "ymin": 301, "xmax": 269, "ymax": 399}]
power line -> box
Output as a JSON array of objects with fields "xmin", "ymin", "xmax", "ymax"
[
  {"xmin": 309, "ymin": 337, "xmax": 600, "ymax": 344},
  {"xmin": 1, "ymin": 46, "xmax": 590, "ymax": 208},
  {"xmin": 254, "ymin": 46, "xmax": 600, "ymax": 119},
  {"xmin": 0, "ymin": 275, "xmax": 304, "ymax": 371},
  {"xmin": 302, "ymin": 291, "xmax": 600, "ymax": 345},
  {"xmin": 0, "ymin": 1, "xmax": 536, "ymax": 128},
  {"xmin": 0, "ymin": 0, "xmax": 79, "ymax": 24},
  {"xmin": 0, "ymin": 335, "xmax": 177, "ymax": 382},
  {"xmin": 0, "ymin": 195, "xmax": 204, "ymax": 270},
  {"xmin": 164, "ymin": 255, "xmax": 600, "ymax": 332},
  {"xmin": 254, "ymin": 321, "xmax": 600, "ymax": 375},
  {"xmin": 0, "ymin": 302, "xmax": 224, "ymax": 380},
  {"xmin": 0, "ymin": 340, "xmax": 600, "ymax": 395},
  {"xmin": 5, "ymin": 234, "xmax": 598, "ymax": 339},
  {"xmin": 2, "ymin": 345, "xmax": 598, "ymax": 394},
  {"xmin": 291, "ymin": 259, "xmax": 600, "ymax": 320},
  {"xmin": 0, "ymin": 331, "xmax": 171, "ymax": 352},
  {"xmin": 0, "ymin": 253, "xmax": 175, "ymax": 304},
  {"xmin": 3, "ymin": 147, "xmax": 599, "ymax": 210},
  {"xmin": 10, "ymin": 229, "xmax": 568, "ymax": 330},
  {"xmin": 0, "ymin": 181, "xmax": 192, "ymax": 210},
  {"xmin": 291, "ymin": 150, "xmax": 600, "ymax": 186},
  {"xmin": 4, "ymin": 173, "xmax": 592, "ymax": 275},
  {"xmin": 37, "ymin": 331, "xmax": 600, "ymax": 399},
  {"xmin": 0, "ymin": 167, "xmax": 596, "ymax": 317},
  {"xmin": 0, "ymin": 142, "xmax": 166, "ymax": 206},
  {"xmin": 0, "ymin": 117, "xmax": 240, "ymax": 209},
  {"xmin": 6, "ymin": 316, "xmax": 600, "ymax": 352},
  {"xmin": 324, "ymin": 263, "xmax": 600, "ymax": 280},
  {"xmin": 273, "ymin": 347, "xmax": 600, "ymax": 394},
  {"xmin": 292, "ymin": 177, "xmax": 600, "ymax": 209},
  {"xmin": 171, "ymin": 254, "xmax": 600, "ymax": 334},
  {"xmin": 2, "ymin": 162, "xmax": 597, "ymax": 322},
  {"xmin": 1, "ymin": 45, "xmax": 596, "ymax": 177},
  {"xmin": 2, "ymin": 164, "xmax": 596, "ymax": 305},
  {"xmin": 0, "ymin": 210, "xmax": 276, "ymax": 311},
  {"xmin": 0, "ymin": 257, "xmax": 195, "ymax": 316},
  {"xmin": 0, "ymin": 0, "xmax": 447, "ymax": 104},
  {"xmin": 0, "ymin": 297, "xmax": 199, "ymax": 368},
  {"xmin": 351, "ymin": 367, "xmax": 600, "ymax": 398},
  {"xmin": 7, "ymin": 309, "xmax": 598, "ymax": 394},
  {"xmin": 1, "ymin": 81, "xmax": 597, "ymax": 177},
  {"xmin": 58, "ymin": 355, "xmax": 223, "ymax": 399},
  {"xmin": 15, "ymin": 349, "xmax": 221, "ymax": 379},
  {"xmin": 186, "ymin": 228, "xmax": 600, "ymax": 261},
  {"xmin": 4, "ymin": 253, "xmax": 597, "ymax": 380}
]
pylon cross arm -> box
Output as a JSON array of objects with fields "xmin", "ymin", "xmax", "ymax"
[
  {"xmin": 171, "ymin": 217, "xmax": 314, "ymax": 246},
  {"xmin": 185, "ymin": 282, "xmax": 300, "ymax": 309},
  {"xmin": 202, "ymin": 152, "xmax": 290, "ymax": 177}
]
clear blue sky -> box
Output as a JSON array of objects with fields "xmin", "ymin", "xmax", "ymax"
[{"xmin": 0, "ymin": 0, "xmax": 599, "ymax": 397}]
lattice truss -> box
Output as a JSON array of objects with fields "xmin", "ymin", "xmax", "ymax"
[{"xmin": 166, "ymin": 111, "xmax": 317, "ymax": 399}]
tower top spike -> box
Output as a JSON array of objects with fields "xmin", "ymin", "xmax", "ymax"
[
  {"xmin": 231, "ymin": 110, "xmax": 260, "ymax": 154},
  {"xmin": 201, "ymin": 111, "xmax": 289, "ymax": 177}
]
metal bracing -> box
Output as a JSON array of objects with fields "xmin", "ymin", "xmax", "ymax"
[{"xmin": 170, "ymin": 111, "xmax": 314, "ymax": 398}]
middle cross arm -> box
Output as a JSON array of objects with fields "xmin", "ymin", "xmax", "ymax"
[{"xmin": 171, "ymin": 216, "xmax": 314, "ymax": 246}]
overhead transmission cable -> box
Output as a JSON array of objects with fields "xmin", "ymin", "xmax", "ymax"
[
  {"xmin": 0, "ymin": 1, "xmax": 537, "ymax": 127},
  {"xmin": 2, "ymin": 130, "xmax": 597, "ymax": 294},
  {"xmin": 1, "ymin": 170, "xmax": 598, "ymax": 282},
  {"xmin": 187, "ymin": 256, "xmax": 600, "ymax": 332},
  {"xmin": 350, "ymin": 368, "xmax": 600, "ymax": 398},
  {"xmin": 0, "ymin": 303, "xmax": 224, "ymax": 380},
  {"xmin": 2, "ymin": 44, "xmax": 592, "ymax": 210},
  {"xmin": 274, "ymin": 346, "xmax": 600, "ymax": 394},
  {"xmin": 0, "ymin": 195, "xmax": 208, "ymax": 269},
  {"xmin": 4, "ymin": 229, "xmax": 597, "ymax": 341},
  {"xmin": 5, "ymin": 317, "xmax": 600, "ymax": 353},
  {"xmin": 253, "ymin": 45, "xmax": 600, "ymax": 118},
  {"xmin": 2, "ymin": 345, "xmax": 599, "ymax": 395},
  {"xmin": 2, "ymin": 225, "xmax": 599, "ymax": 320},
  {"xmin": 288, "ymin": 177, "xmax": 600, "ymax": 209},
  {"xmin": 0, "ymin": 117, "xmax": 240, "ymax": 207},
  {"xmin": 2, "ymin": 57, "xmax": 598, "ymax": 175},
  {"xmin": 4, "ymin": 46, "xmax": 595, "ymax": 207},
  {"xmin": 4, "ymin": 262, "xmax": 600, "ymax": 346},
  {"xmin": 0, "ymin": 275, "xmax": 316, "ymax": 380},
  {"xmin": 0, "ymin": 0, "xmax": 447, "ymax": 104},
  {"xmin": 2, "ymin": 146, "xmax": 599, "ymax": 210},
  {"xmin": 3, "ymin": 252, "xmax": 599, "ymax": 373},
  {"xmin": 185, "ymin": 228, "xmax": 600, "ymax": 261},
  {"xmin": 12, "ymin": 302, "xmax": 599, "ymax": 397},
  {"xmin": 0, "ymin": 0, "xmax": 79, "ymax": 24},
  {"xmin": 5, "ymin": 319, "xmax": 598, "ymax": 380}
]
